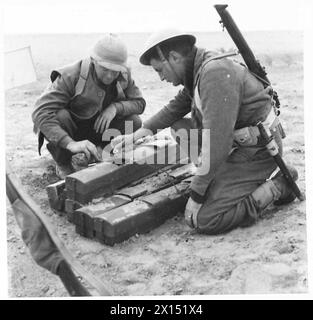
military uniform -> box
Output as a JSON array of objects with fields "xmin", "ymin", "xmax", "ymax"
[
  {"xmin": 143, "ymin": 47, "xmax": 284, "ymax": 234},
  {"xmin": 32, "ymin": 58, "xmax": 145, "ymax": 165}
]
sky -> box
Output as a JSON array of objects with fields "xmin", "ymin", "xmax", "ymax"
[{"xmin": 0, "ymin": 0, "xmax": 311, "ymax": 34}]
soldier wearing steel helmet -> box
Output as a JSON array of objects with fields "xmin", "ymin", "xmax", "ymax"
[
  {"xmin": 32, "ymin": 33, "xmax": 145, "ymax": 179},
  {"xmin": 112, "ymin": 29, "xmax": 298, "ymax": 235}
]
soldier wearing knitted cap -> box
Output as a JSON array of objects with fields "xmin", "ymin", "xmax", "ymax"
[
  {"xmin": 32, "ymin": 33, "xmax": 145, "ymax": 179},
  {"xmin": 112, "ymin": 28, "xmax": 298, "ymax": 235}
]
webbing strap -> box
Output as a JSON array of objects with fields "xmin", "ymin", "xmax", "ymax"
[
  {"xmin": 194, "ymin": 51, "xmax": 239, "ymax": 87},
  {"xmin": 193, "ymin": 52, "xmax": 240, "ymax": 112},
  {"xmin": 74, "ymin": 58, "xmax": 91, "ymax": 96},
  {"xmin": 201, "ymin": 50, "xmax": 239, "ymax": 66}
]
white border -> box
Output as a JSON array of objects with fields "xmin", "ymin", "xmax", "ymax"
[{"xmin": 1, "ymin": 0, "xmax": 312, "ymax": 300}]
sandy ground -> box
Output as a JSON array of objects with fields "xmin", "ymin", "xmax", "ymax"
[{"xmin": 5, "ymin": 32, "xmax": 307, "ymax": 297}]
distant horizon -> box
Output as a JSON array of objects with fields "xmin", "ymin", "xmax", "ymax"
[
  {"xmin": 3, "ymin": 30, "xmax": 303, "ymax": 61},
  {"xmin": 4, "ymin": 29, "xmax": 304, "ymax": 36}
]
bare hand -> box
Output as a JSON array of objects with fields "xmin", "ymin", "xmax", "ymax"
[
  {"xmin": 111, "ymin": 133, "xmax": 135, "ymax": 154},
  {"xmin": 94, "ymin": 104, "xmax": 117, "ymax": 134},
  {"xmin": 184, "ymin": 197, "xmax": 202, "ymax": 228},
  {"xmin": 66, "ymin": 140, "xmax": 102, "ymax": 162}
]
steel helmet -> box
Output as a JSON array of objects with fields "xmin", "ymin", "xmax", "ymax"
[
  {"xmin": 90, "ymin": 33, "xmax": 128, "ymax": 72},
  {"xmin": 139, "ymin": 28, "xmax": 196, "ymax": 65}
]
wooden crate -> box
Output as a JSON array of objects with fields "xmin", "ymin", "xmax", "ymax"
[
  {"xmin": 73, "ymin": 164, "xmax": 193, "ymax": 240},
  {"xmin": 46, "ymin": 138, "xmax": 194, "ymax": 245},
  {"xmin": 46, "ymin": 180, "xmax": 66, "ymax": 211},
  {"xmin": 65, "ymin": 142, "xmax": 182, "ymax": 204},
  {"xmin": 93, "ymin": 181, "xmax": 190, "ymax": 246}
]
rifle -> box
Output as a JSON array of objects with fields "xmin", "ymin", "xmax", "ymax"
[
  {"xmin": 214, "ymin": 4, "xmax": 305, "ymax": 202},
  {"xmin": 214, "ymin": 4, "xmax": 281, "ymax": 115}
]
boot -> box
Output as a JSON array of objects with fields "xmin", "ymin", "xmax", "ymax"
[
  {"xmin": 251, "ymin": 166, "xmax": 298, "ymax": 210},
  {"xmin": 272, "ymin": 166, "xmax": 298, "ymax": 206}
]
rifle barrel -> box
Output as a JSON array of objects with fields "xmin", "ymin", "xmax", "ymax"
[{"xmin": 214, "ymin": 4, "xmax": 269, "ymax": 82}]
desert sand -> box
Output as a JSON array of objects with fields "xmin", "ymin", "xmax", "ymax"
[{"xmin": 5, "ymin": 31, "xmax": 306, "ymax": 297}]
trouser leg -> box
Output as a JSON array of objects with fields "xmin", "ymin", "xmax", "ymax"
[
  {"xmin": 95, "ymin": 114, "xmax": 142, "ymax": 154},
  {"xmin": 111, "ymin": 114, "xmax": 142, "ymax": 133},
  {"xmin": 195, "ymin": 131, "xmax": 283, "ymax": 235},
  {"xmin": 74, "ymin": 113, "xmax": 142, "ymax": 148},
  {"xmin": 171, "ymin": 118, "xmax": 284, "ymax": 235},
  {"xmin": 46, "ymin": 109, "xmax": 77, "ymax": 165},
  {"xmin": 47, "ymin": 111, "xmax": 142, "ymax": 164},
  {"xmin": 194, "ymin": 148, "xmax": 279, "ymax": 235}
]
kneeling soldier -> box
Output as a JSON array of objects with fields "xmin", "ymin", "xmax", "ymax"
[{"xmin": 112, "ymin": 29, "xmax": 299, "ymax": 235}]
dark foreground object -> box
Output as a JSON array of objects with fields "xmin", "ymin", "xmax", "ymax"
[{"xmin": 6, "ymin": 161, "xmax": 111, "ymax": 296}]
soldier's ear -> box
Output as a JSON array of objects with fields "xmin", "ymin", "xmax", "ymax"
[{"xmin": 168, "ymin": 50, "xmax": 183, "ymax": 64}]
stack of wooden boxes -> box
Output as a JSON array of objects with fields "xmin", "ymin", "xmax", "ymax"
[{"xmin": 46, "ymin": 140, "xmax": 193, "ymax": 245}]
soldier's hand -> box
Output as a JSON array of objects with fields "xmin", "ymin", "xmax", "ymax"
[
  {"xmin": 184, "ymin": 197, "xmax": 202, "ymax": 228},
  {"xmin": 66, "ymin": 140, "xmax": 102, "ymax": 162},
  {"xmin": 94, "ymin": 104, "xmax": 117, "ymax": 134},
  {"xmin": 111, "ymin": 134, "xmax": 135, "ymax": 154}
]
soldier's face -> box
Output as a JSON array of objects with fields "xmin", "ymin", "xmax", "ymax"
[
  {"xmin": 93, "ymin": 62, "xmax": 120, "ymax": 85},
  {"xmin": 150, "ymin": 58, "xmax": 182, "ymax": 86}
]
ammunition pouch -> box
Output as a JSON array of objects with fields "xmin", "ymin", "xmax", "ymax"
[
  {"xmin": 233, "ymin": 126, "xmax": 259, "ymax": 147},
  {"xmin": 234, "ymin": 109, "xmax": 283, "ymax": 147}
]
